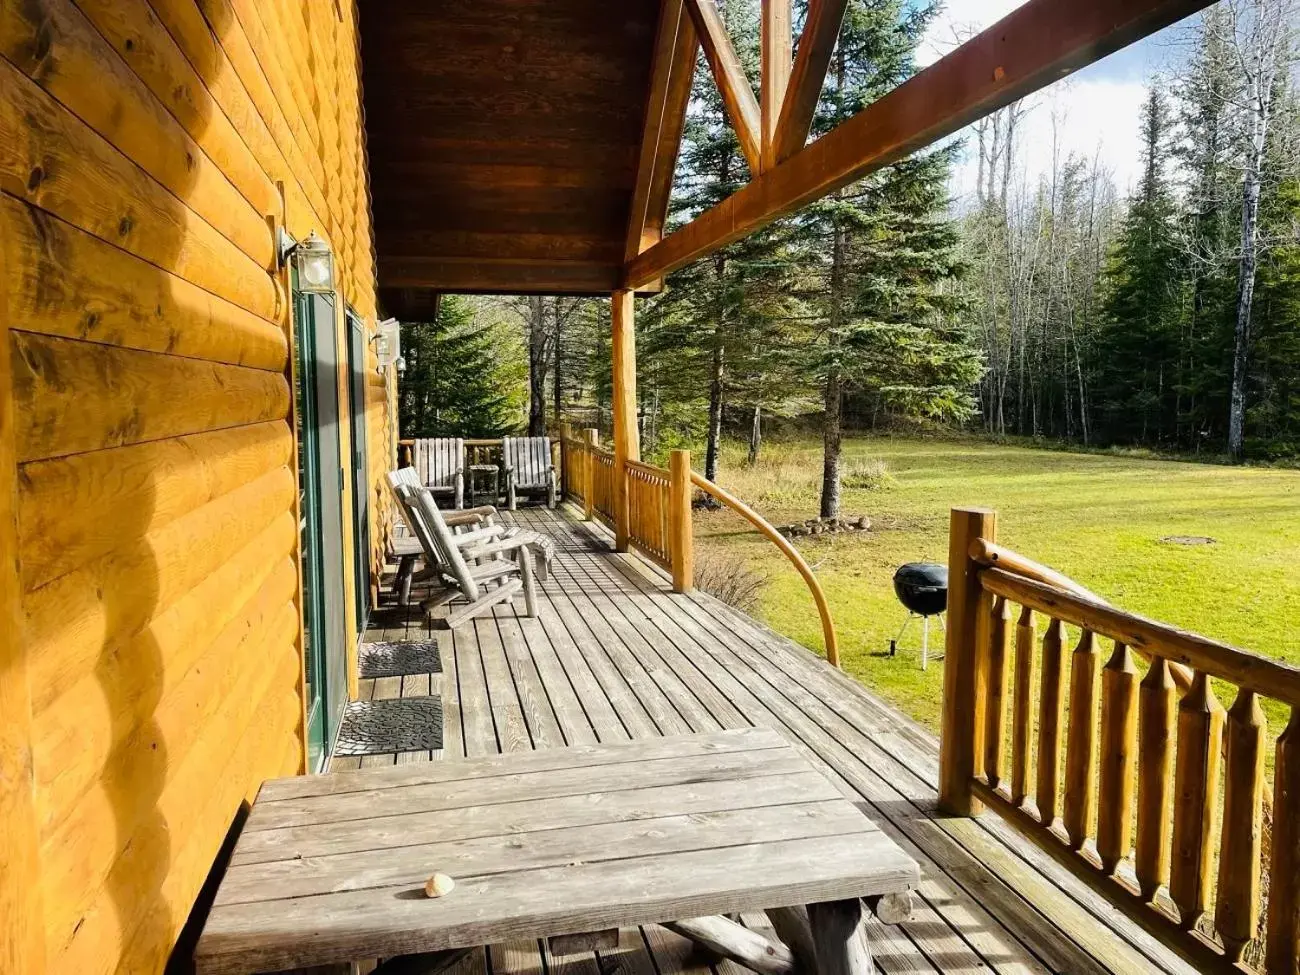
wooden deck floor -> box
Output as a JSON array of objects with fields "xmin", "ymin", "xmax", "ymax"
[{"xmin": 337, "ymin": 505, "xmax": 1196, "ymax": 975}]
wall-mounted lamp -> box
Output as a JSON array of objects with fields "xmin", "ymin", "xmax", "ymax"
[
  {"xmin": 372, "ymin": 317, "xmax": 402, "ymax": 373},
  {"xmin": 277, "ymin": 228, "xmax": 335, "ymax": 294}
]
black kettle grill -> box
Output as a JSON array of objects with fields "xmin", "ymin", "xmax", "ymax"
[{"xmin": 890, "ymin": 562, "xmax": 948, "ymax": 670}]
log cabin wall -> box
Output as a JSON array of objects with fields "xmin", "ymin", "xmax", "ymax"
[{"xmin": 0, "ymin": 0, "xmax": 387, "ymax": 972}]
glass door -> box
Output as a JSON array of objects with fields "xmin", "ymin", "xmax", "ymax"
[
  {"xmin": 346, "ymin": 308, "xmax": 371, "ymax": 633},
  {"xmin": 293, "ymin": 284, "xmax": 350, "ymax": 770}
]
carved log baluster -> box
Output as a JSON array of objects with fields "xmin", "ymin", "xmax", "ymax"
[
  {"xmin": 1010, "ymin": 605, "xmax": 1037, "ymax": 806},
  {"xmin": 1170, "ymin": 671, "xmax": 1223, "ymax": 930},
  {"xmin": 1215, "ymin": 687, "xmax": 1265, "ymax": 962},
  {"xmin": 1097, "ymin": 641, "xmax": 1138, "ymax": 874},
  {"xmin": 1064, "ymin": 629, "xmax": 1099, "ymax": 851},
  {"xmin": 984, "ymin": 595, "xmax": 1012, "ymax": 790},
  {"xmin": 1266, "ymin": 707, "xmax": 1300, "ymax": 975},
  {"xmin": 1035, "ymin": 618, "xmax": 1066, "ymax": 826},
  {"xmin": 1136, "ymin": 656, "xmax": 1176, "ymax": 901}
]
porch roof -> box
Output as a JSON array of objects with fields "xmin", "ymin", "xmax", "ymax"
[{"xmin": 360, "ymin": 0, "xmax": 662, "ymax": 312}]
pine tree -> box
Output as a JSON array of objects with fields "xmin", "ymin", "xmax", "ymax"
[
  {"xmin": 1094, "ymin": 87, "xmax": 1186, "ymax": 445},
  {"xmin": 784, "ymin": 0, "xmax": 980, "ymax": 518},
  {"xmin": 647, "ymin": 0, "xmax": 805, "ymax": 478},
  {"xmin": 398, "ymin": 295, "xmax": 524, "ymax": 438}
]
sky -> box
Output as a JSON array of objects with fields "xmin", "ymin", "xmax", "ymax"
[{"xmin": 916, "ymin": 0, "xmax": 1199, "ymax": 203}]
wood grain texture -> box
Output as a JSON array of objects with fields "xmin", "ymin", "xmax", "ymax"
[
  {"xmin": 18, "ymin": 421, "xmax": 291, "ymax": 591},
  {"xmin": 1169, "ymin": 672, "xmax": 1223, "ymax": 930},
  {"xmin": 938, "ymin": 507, "xmax": 995, "ymax": 815},
  {"xmin": 1214, "ymin": 688, "xmax": 1264, "ymax": 961},
  {"xmin": 197, "ymin": 730, "xmax": 915, "ymax": 974},
  {"xmin": 687, "ymin": 0, "xmax": 763, "ymax": 175},
  {"xmin": 0, "ymin": 151, "xmax": 48, "ymax": 975},
  {"xmin": 4, "ymin": 0, "xmax": 380, "ymax": 968},
  {"xmin": 760, "ymin": 0, "xmax": 792, "ymax": 173},
  {"xmin": 1096, "ymin": 642, "xmax": 1138, "ymax": 874},
  {"xmin": 1063, "ymin": 630, "xmax": 1099, "ymax": 851},
  {"xmin": 773, "ymin": 0, "xmax": 848, "ymax": 162},
  {"xmin": 0, "ymin": 60, "xmax": 278, "ymax": 322},
  {"xmin": 11, "ymin": 332, "xmax": 289, "ymax": 461},
  {"xmin": 1266, "ymin": 708, "xmax": 1300, "ymax": 974},
  {"xmin": 362, "ymin": 0, "xmax": 660, "ymax": 294},
  {"xmin": 1, "ymin": 197, "xmax": 286, "ymax": 368},
  {"xmin": 1136, "ymin": 657, "xmax": 1177, "ymax": 901}
]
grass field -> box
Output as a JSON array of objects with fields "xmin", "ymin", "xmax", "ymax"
[{"xmin": 693, "ymin": 435, "xmax": 1300, "ymax": 732}]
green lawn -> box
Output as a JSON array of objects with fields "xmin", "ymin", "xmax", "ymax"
[{"xmin": 694, "ymin": 435, "xmax": 1300, "ymax": 732}]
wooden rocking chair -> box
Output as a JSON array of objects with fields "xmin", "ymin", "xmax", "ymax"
[
  {"xmin": 386, "ymin": 469, "xmax": 499, "ymax": 605},
  {"xmin": 502, "ymin": 436, "xmax": 556, "ymax": 509},
  {"xmin": 394, "ymin": 483, "xmax": 544, "ymax": 628},
  {"xmin": 412, "ymin": 437, "xmax": 465, "ymax": 508}
]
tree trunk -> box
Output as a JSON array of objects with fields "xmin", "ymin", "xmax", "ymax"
[
  {"xmin": 747, "ymin": 405, "xmax": 762, "ymax": 465},
  {"xmin": 1228, "ymin": 168, "xmax": 1261, "ymax": 462},
  {"xmin": 706, "ymin": 342, "xmax": 725, "ymax": 481},
  {"xmin": 552, "ymin": 302, "xmax": 563, "ymax": 426},
  {"xmin": 527, "ymin": 296, "xmax": 547, "ymax": 436},
  {"xmin": 821, "ymin": 211, "xmax": 847, "ymax": 520}
]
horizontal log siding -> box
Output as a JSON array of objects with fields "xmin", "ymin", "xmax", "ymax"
[{"xmin": 0, "ymin": 0, "xmax": 383, "ymax": 972}]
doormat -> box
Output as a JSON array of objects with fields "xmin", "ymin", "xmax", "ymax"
[
  {"xmin": 335, "ymin": 697, "xmax": 444, "ymax": 756},
  {"xmin": 359, "ymin": 640, "xmax": 442, "ymax": 679}
]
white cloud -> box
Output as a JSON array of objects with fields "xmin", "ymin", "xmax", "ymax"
[{"xmin": 919, "ymin": 1, "xmax": 1150, "ymax": 202}]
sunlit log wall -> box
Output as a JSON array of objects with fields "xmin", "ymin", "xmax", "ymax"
[{"xmin": 0, "ymin": 0, "xmax": 390, "ymax": 971}]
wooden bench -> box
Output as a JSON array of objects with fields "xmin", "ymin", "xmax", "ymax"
[{"xmin": 193, "ymin": 729, "xmax": 918, "ymax": 975}]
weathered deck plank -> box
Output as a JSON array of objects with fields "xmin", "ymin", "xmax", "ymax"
[{"xmin": 333, "ymin": 504, "xmax": 1197, "ymax": 975}]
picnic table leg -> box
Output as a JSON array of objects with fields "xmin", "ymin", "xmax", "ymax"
[
  {"xmin": 663, "ymin": 916, "xmax": 796, "ymax": 975},
  {"xmin": 807, "ymin": 900, "xmax": 874, "ymax": 975}
]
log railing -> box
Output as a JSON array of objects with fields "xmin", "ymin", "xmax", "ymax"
[
  {"xmin": 624, "ymin": 459, "xmax": 673, "ymax": 570},
  {"xmin": 939, "ymin": 507, "xmax": 1298, "ymax": 974},
  {"xmin": 689, "ymin": 473, "xmax": 840, "ymax": 670},
  {"xmin": 561, "ymin": 430, "xmax": 692, "ymax": 592}
]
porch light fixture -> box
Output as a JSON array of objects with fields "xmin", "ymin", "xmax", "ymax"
[
  {"xmin": 372, "ymin": 317, "xmax": 402, "ymax": 373},
  {"xmin": 294, "ymin": 231, "xmax": 335, "ymax": 293}
]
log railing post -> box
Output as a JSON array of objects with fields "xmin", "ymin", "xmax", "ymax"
[
  {"xmin": 611, "ymin": 289, "xmax": 640, "ymax": 552},
  {"xmin": 583, "ymin": 428, "xmax": 598, "ymax": 521},
  {"xmin": 939, "ymin": 507, "xmax": 996, "ymax": 816},
  {"xmin": 669, "ymin": 449, "xmax": 694, "ymax": 593}
]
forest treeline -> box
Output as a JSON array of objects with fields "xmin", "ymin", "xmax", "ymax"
[{"xmin": 399, "ymin": 0, "xmax": 1300, "ymax": 519}]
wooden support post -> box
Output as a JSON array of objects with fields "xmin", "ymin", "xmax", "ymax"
[
  {"xmin": 764, "ymin": 906, "xmax": 816, "ymax": 973},
  {"xmin": 760, "ymin": 0, "xmax": 792, "ymax": 172},
  {"xmin": 669, "ymin": 449, "xmax": 694, "ymax": 592},
  {"xmin": 1266, "ymin": 707, "xmax": 1300, "ymax": 974},
  {"xmin": 664, "ymin": 916, "xmax": 795, "ymax": 975},
  {"xmin": 611, "ymin": 290, "xmax": 640, "ymax": 552},
  {"xmin": 938, "ymin": 507, "xmax": 996, "ymax": 816},
  {"xmin": 583, "ymin": 428, "xmax": 598, "ymax": 521},
  {"xmin": 865, "ymin": 892, "xmax": 915, "ymax": 925},
  {"xmin": 807, "ymin": 899, "xmax": 874, "ymax": 975}
]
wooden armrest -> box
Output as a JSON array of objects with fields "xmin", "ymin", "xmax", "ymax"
[
  {"xmin": 451, "ymin": 526, "xmax": 505, "ymax": 548},
  {"xmin": 463, "ymin": 536, "xmax": 539, "ymax": 560},
  {"xmin": 445, "ymin": 505, "xmax": 498, "ymax": 527}
]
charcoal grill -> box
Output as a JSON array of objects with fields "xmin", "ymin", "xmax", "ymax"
[{"xmin": 890, "ymin": 562, "xmax": 948, "ymax": 670}]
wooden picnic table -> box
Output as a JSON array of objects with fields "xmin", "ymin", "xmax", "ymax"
[{"xmin": 193, "ymin": 728, "xmax": 918, "ymax": 975}]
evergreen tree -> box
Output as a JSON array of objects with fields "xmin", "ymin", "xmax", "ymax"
[
  {"xmin": 784, "ymin": 0, "xmax": 980, "ymax": 517},
  {"xmin": 398, "ymin": 295, "xmax": 524, "ymax": 438},
  {"xmin": 646, "ymin": 0, "xmax": 805, "ymax": 479},
  {"xmin": 1094, "ymin": 87, "xmax": 1186, "ymax": 444}
]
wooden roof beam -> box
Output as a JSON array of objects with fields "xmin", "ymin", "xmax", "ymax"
[
  {"xmin": 686, "ymin": 0, "xmax": 763, "ymax": 176},
  {"xmin": 761, "ymin": 0, "xmax": 793, "ymax": 172},
  {"xmin": 625, "ymin": 0, "xmax": 1214, "ymax": 290},
  {"xmin": 773, "ymin": 0, "xmax": 848, "ymax": 164},
  {"xmin": 625, "ymin": 0, "xmax": 700, "ymax": 269}
]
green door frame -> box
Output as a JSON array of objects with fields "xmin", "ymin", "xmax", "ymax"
[
  {"xmin": 346, "ymin": 307, "xmax": 371, "ymax": 633},
  {"xmin": 293, "ymin": 281, "xmax": 350, "ymax": 770}
]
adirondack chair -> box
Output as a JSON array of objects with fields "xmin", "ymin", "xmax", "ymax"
[
  {"xmin": 393, "ymin": 483, "xmax": 546, "ymax": 627},
  {"xmin": 502, "ymin": 436, "xmax": 556, "ymax": 510},
  {"xmin": 412, "ymin": 437, "xmax": 465, "ymax": 508},
  {"xmin": 386, "ymin": 469, "xmax": 500, "ymax": 606}
]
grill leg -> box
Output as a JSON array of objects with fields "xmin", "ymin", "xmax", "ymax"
[{"xmin": 921, "ymin": 616, "xmax": 929, "ymax": 671}]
